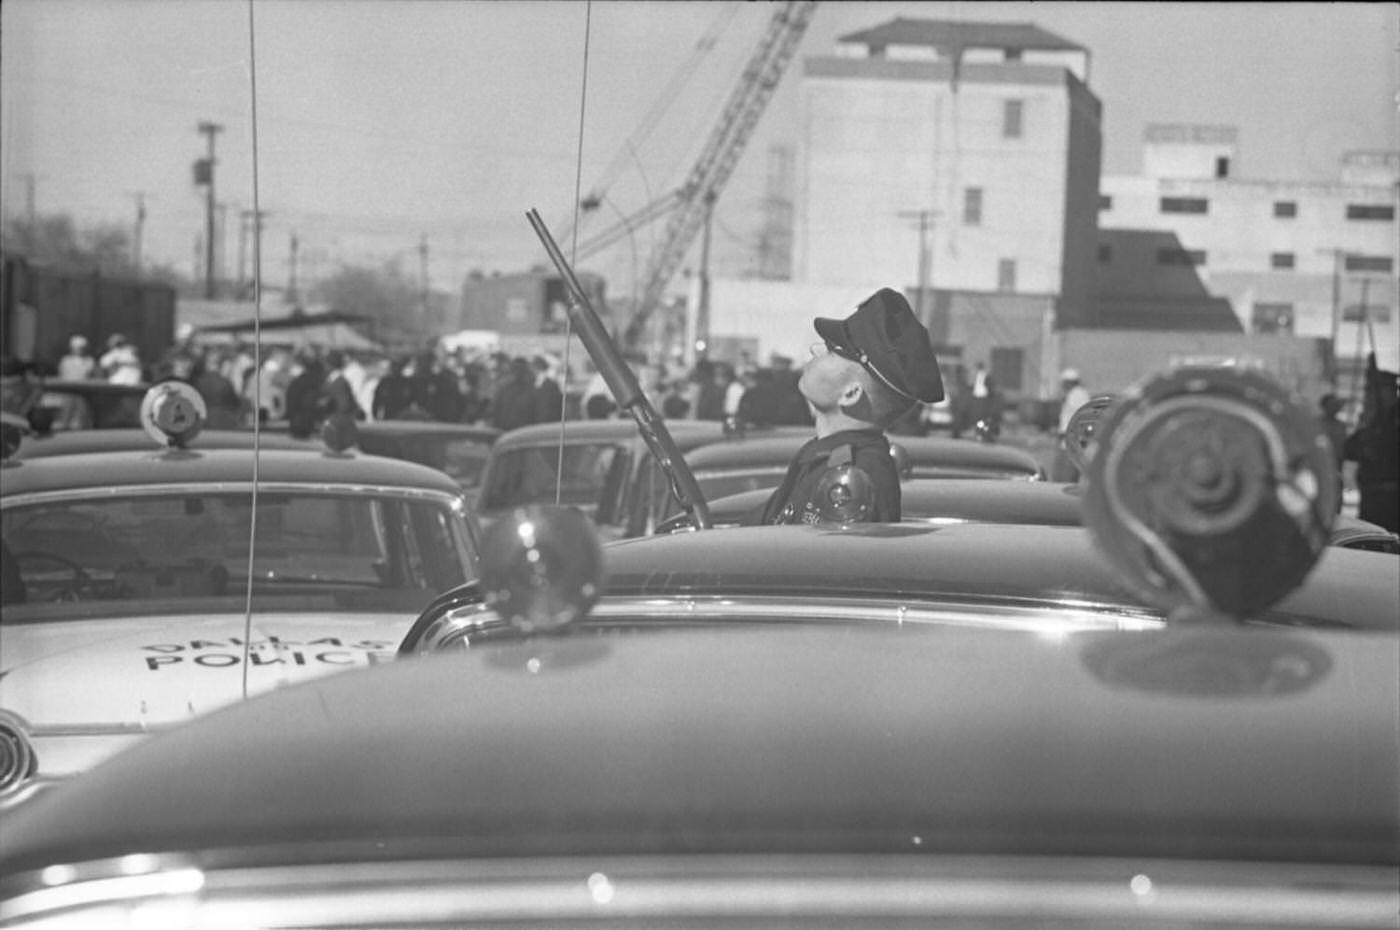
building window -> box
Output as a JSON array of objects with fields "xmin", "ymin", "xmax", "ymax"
[
  {"xmin": 990, "ymin": 347, "xmax": 1024, "ymax": 392},
  {"xmin": 1097, "ymin": 243, "xmax": 1112, "ymax": 263},
  {"xmin": 1003, "ymin": 100, "xmax": 1023, "ymax": 139},
  {"xmin": 1251, "ymin": 303, "xmax": 1294, "ymax": 334},
  {"xmin": 1342, "ymin": 304, "xmax": 1394, "ymax": 323},
  {"xmin": 1215, "ymin": 156, "xmax": 1230, "ymax": 178},
  {"xmin": 1003, "ymin": 48, "xmax": 1023, "ymax": 62},
  {"xmin": 1273, "ymin": 201, "xmax": 1297, "ymax": 218},
  {"xmin": 1157, "ymin": 248, "xmax": 1206, "ymax": 266},
  {"xmin": 1345, "ymin": 254, "xmax": 1394, "ymax": 273},
  {"xmin": 1270, "ymin": 252, "xmax": 1295, "ymax": 270},
  {"xmin": 997, "ymin": 258, "xmax": 1017, "ymax": 292},
  {"xmin": 1098, "ymin": 194, "xmax": 1112, "ymax": 211},
  {"xmin": 1346, "ymin": 204, "xmax": 1395, "ymax": 221},
  {"xmin": 1160, "ymin": 197, "xmax": 1209, "ymax": 214},
  {"xmin": 963, "ymin": 187, "xmax": 983, "ymax": 226}
]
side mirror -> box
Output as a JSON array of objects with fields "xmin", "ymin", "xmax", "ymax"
[{"xmin": 1063, "ymin": 393, "xmax": 1117, "ymax": 474}]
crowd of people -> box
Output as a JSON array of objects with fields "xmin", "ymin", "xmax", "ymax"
[
  {"xmin": 10, "ymin": 331, "xmax": 1397, "ymax": 532},
  {"xmin": 24, "ymin": 332, "xmax": 829, "ymax": 440}
]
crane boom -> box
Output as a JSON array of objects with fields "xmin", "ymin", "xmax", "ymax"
[{"xmin": 623, "ymin": 0, "xmax": 816, "ymax": 350}]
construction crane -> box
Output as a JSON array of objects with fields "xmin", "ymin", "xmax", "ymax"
[{"xmin": 575, "ymin": 0, "xmax": 817, "ymax": 352}]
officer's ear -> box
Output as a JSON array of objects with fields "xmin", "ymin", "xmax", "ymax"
[{"xmin": 838, "ymin": 379, "xmax": 865, "ymax": 409}]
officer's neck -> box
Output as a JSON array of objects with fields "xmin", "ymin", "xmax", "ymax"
[{"xmin": 812, "ymin": 409, "xmax": 877, "ymax": 439}]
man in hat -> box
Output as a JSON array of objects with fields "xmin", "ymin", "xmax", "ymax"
[
  {"xmin": 743, "ymin": 287, "xmax": 943, "ymax": 525},
  {"xmin": 58, "ymin": 335, "xmax": 97, "ymax": 381},
  {"xmin": 1051, "ymin": 368, "xmax": 1092, "ymax": 482}
]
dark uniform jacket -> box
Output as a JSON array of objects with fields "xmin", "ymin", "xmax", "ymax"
[{"xmin": 746, "ymin": 427, "xmax": 901, "ymax": 525}]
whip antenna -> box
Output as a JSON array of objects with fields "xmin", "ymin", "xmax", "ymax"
[{"xmin": 240, "ymin": 0, "xmax": 264, "ymax": 700}]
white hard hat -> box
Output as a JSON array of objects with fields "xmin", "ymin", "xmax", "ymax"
[{"xmin": 1060, "ymin": 368, "xmax": 1081, "ymax": 382}]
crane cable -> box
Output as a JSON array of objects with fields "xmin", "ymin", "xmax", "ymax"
[
  {"xmin": 585, "ymin": 2, "xmax": 739, "ymax": 205},
  {"xmin": 240, "ymin": 0, "xmax": 263, "ymax": 701}
]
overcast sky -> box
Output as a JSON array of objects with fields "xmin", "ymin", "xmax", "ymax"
[{"xmin": 3, "ymin": 0, "xmax": 1396, "ymax": 297}]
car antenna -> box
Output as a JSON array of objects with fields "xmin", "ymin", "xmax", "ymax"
[
  {"xmin": 240, "ymin": 0, "xmax": 266, "ymax": 701},
  {"xmin": 549, "ymin": 0, "xmax": 594, "ymax": 509}
]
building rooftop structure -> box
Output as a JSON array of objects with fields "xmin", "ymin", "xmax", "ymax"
[{"xmin": 838, "ymin": 18, "xmax": 1086, "ymax": 54}]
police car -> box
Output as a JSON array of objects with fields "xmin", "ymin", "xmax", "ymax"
[
  {"xmin": 0, "ymin": 367, "xmax": 1395, "ymax": 927},
  {"xmin": 0, "ymin": 383, "xmax": 482, "ymax": 804}
]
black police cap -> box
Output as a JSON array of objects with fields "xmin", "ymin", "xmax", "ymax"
[{"xmin": 814, "ymin": 288, "xmax": 945, "ymax": 404}]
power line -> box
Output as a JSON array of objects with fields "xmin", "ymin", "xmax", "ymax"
[{"xmin": 12, "ymin": 73, "xmax": 578, "ymax": 164}]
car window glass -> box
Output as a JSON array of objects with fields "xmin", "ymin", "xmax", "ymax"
[
  {"xmin": 481, "ymin": 444, "xmax": 623, "ymax": 510},
  {"xmin": 0, "ymin": 492, "xmax": 472, "ymax": 618},
  {"xmin": 440, "ymin": 438, "xmax": 490, "ymax": 490}
]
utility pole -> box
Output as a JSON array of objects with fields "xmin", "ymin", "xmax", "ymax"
[
  {"xmin": 287, "ymin": 231, "xmax": 300, "ymax": 305},
  {"xmin": 1347, "ymin": 277, "xmax": 1373, "ymax": 408},
  {"xmin": 215, "ymin": 201, "xmax": 229, "ymax": 287},
  {"xmin": 695, "ymin": 191, "xmax": 717, "ymax": 362},
  {"xmin": 237, "ymin": 210, "xmax": 250, "ymax": 295},
  {"xmin": 126, "ymin": 191, "xmax": 148, "ymax": 272},
  {"xmin": 196, "ymin": 121, "xmax": 224, "ymax": 298},
  {"xmin": 418, "ymin": 233, "xmax": 430, "ymax": 320},
  {"xmin": 898, "ymin": 209, "xmax": 941, "ymax": 321},
  {"xmin": 238, "ymin": 208, "xmax": 271, "ymax": 297},
  {"xmin": 16, "ymin": 172, "xmax": 39, "ymax": 227},
  {"xmin": 1316, "ymin": 247, "xmax": 1350, "ymax": 387}
]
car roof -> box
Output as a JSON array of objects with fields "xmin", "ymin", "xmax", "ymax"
[
  {"xmin": 32, "ymin": 379, "xmax": 149, "ymax": 397},
  {"xmin": 1, "ymin": 448, "xmax": 466, "ymax": 498},
  {"xmin": 684, "ymin": 433, "xmax": 1042, "ymax": 476},
  {"xmin": 11, "ymin": 428, "xmax": 313, "ymax": 460},
  {"xmin": 488, "ymin": 419, "xmax": 804, "ymax": 453},
  {"xmin": 4, "ymin": 622, "xmax": 1395, "ymax": 871},
  {"xmin": 355, "ymin": 421, "xmax": 500, "ymax": 443},
  {"xmin": 701, "ymin": 479, "xmax": 1083, "ymax": 525},
  {"xmin": 695, "ymin": 482, "xmax": 1397, "ymax": 549},
  {"xmin": 596, "ymin": 523, "xmax": 1397, "ymax": 630}
]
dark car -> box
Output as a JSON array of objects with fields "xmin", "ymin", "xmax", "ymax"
[
  {"xmin": 3, "ymin": 379, "xmax": 148, "ymax": 432},
  {"xmin": 658, "ymin": 432, "xmax": 1044, "ymax": 522},
  {"xmin": 13, "ymin": 420, "xmax": 500, "ymax": 495},
  {"xmin": 662, "ymin": 478, "xmax": 1400, "ymax": 553},
  {"xmin": 475, "ymin": 419, "xmax": 809, "ymax": 539},
  {"xmin": 404, "ymin": 522, "xmax": 1400, "ymax": 655},
  {"xmin": 353, "ymin": 421, "xmax": 500, "ymax": 495},
  {"xmin": 11, "ymin": 427, "xmax": 313, "ymax": 459}
]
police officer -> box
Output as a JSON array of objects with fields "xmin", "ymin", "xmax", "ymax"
[{"xmin": 745, "ymin": 288, "xmax": 944, "ymax": 525}]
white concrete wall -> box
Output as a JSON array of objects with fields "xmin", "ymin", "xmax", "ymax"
[
  {"xmin": 1099, "ymin": 168, "xmax": 1399, "ymax": 369},
  {"xmin": 795, "ymin": 64, "xmax": 1073, "ymax": 297}
]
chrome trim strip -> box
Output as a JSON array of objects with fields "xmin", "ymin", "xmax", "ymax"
[
  {"xmin": 417, "ymin": 595, "xmax": 1165, "ymax": 652},
  {"xmin": 2, "ymin": 483, "xmax": 467, "ymax": 510},
  {"xmin": 28, "ymin": 722, "xmax": 173, "ymax": 738},
  {"xmin": 4, "ymin": 856, "xmax": 1395, "ymax": 925}
]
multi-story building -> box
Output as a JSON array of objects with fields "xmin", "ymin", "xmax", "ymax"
[
  {"xmin": 711, "ymin": 17, "xmax": 1102, "ymax": 398},
  {"xmin": 1098, "ymin": 129, "xmax": 1399, "ymax": 382}
]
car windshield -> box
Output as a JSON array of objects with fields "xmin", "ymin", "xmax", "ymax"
[
  {"xmin": 1, "ymin": 490, "xmax": 475, "ymax": 619},
  {"xmin": 359, "ymin": 434, "xmax": 492, "ymax": 491},
  {"xmin": 479, "ymin": 443, "xmax": 629, "ymax": 512}
]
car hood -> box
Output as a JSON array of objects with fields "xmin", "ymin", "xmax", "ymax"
[
  {"xmin": 3, "ymin": 625, "xmax": 1397, "ymax": 871},
  {"xmin": 1, "ymin": 612, "xmax": 406, "ymax": 732}
]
